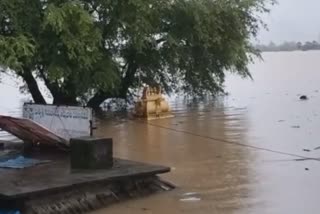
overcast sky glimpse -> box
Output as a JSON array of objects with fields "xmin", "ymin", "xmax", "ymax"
[{"xmin": 258, "ymin": 0, "xmax": 320, "ymax": 44}]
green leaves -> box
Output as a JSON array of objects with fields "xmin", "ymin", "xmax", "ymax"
[
  {"xmin": 155, "ymin": 0, "xmax": 273, "ymax": 95},
  {"xmin": 0, "ymin": 35, "xmax": 35, "ymax": 70},
  {"xmin": 43, "ymin": 2, "xmax": 102, "ymax": 68},
  {"xmin": 0, "ymin": 0, "xmax": 274, "ymax": 106}
]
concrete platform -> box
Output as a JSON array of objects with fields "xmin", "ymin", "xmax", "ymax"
[{"xmin": 0, "ymin": 155, "xmax": 170, "ymax": 205}]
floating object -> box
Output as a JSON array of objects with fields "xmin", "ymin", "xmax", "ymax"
[
  {"xmin": 134, "ymin": 86, "xmax": 174, "ymax": 120},
  {"xmin": 291, "ymin": 125, "xmax": 301, "ymax": 129},
  {"xmin": 300, "ymin": 95, "xmax": 308, "ymax": 100},
  {"xmin": 180, "ymin": 197, "xmax": 201, "ymax": 202},
  {"xmin": 183, "ymin": 192, "xmax": 198, "ymax": 196},
  {"xmin": 180, "ymin": 192, "xmax": 201, "ymax": 202}
]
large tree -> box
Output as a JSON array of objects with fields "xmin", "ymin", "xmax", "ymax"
[{"xmin": 0, "ymin": 0, "xmax": 275, "ymax": 108}]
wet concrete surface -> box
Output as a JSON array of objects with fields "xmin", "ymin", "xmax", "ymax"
[
  {"xmin": 1, "ymin": 52, "xmax": 320, "ymax": 213},
  {"xmin": 0, "ymin": 153, "xmax": 169, "ymax": 200}
]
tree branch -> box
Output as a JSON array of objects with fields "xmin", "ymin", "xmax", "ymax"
[{"xmin": 87, "ymin": 61, "xmax": 138, "ymax": 109}]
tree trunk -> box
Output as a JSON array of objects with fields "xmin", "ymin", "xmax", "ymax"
[
  {"xmin": 119, "ymin": 62, "xmax": 137, "ymax": 97},
  {"xmin": 21, "ymin": 69, "xmax": 46, "ymax": 104},
  {"xmin": 38, "ymin": 69, "xmax": 78, "ymax": 106},
  {"xmin": 87, "ymin": 61, "xmax": 138, "ymax": 109}
]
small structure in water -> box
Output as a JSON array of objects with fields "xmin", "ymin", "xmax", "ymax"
[
  {"xmin": 134, "ymin": 85, "xmax": 174, "ymax": 120},
  {"xmin": 0, "ymin": 114, "xmax": 174, "ymax": 214}
]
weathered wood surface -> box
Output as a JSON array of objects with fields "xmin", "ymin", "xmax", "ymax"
[
  {"xmin": 0, "ymin": 115, "xmax": 68, "ymax": 146},
  {"xmin": 0, "ymin": 157, "xmax": 170, "ymax": 200}
]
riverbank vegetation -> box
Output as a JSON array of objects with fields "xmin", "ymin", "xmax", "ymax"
[
  {"xmin": 256, "ymin": 40, "xmax": 320, "ymax": 52},
  {"xmin": 0, "ymin": 0, "xmax": 275, "ymax": 108}
]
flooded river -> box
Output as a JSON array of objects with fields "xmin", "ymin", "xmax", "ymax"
[{"xmin": 2, "ymin": 51, "xmax": 320, "ymax": 213}]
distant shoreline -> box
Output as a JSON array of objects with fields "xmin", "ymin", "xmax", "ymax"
[
  {"xmin": 255, "ymin": 41, "xmax": 320, "ymax": 53},
  {"xmin": 259, "ymin": 49, "xmax": 320, "ymax": 53}
]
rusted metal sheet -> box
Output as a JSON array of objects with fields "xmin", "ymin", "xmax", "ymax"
[{"xmin": 0, "ymin": 115, "xmax": 68, "ymax": 146}]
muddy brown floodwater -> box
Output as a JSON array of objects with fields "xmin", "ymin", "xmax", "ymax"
[{"xmin": 2, "ymin": 51, "xmax": 320, "ymax": 214}]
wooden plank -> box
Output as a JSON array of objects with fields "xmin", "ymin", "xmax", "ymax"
[{"xmin": 0, "ymin": 115, "xmax": 68, "ymax": 146}]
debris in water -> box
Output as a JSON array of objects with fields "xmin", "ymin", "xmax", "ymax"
[
  {"xmin": 300, "ymin": 95, "xmax": 308, "ymax": 100},
  {"xmin": 305, "ymin": 168, "xmax": 309, "ymax": 171},
  {"xmin": 183, "ymin": 192, "xmax": 198, "ymax": 196},
  {"xmin": 295, "ymin": 158, "xmax": 315, "ymax": 162},
  {"xmin": 180, "ymin": 197, "xmax": 201, "ymax": 202},
  {"xmin": 303, "ymin": 149, "xmax": 311, "ymax": 152},
  {"xmin": 291, "ymin": 125, "xmax": 301, "ymax": 129},
  {"xmin": 314, "ymin": 146, "xmax": 320, "ymax": 150},
  {"xmin": 278, "ymin": 120, "xmax": 285, "ymax": 122},
  {"xmin": 180, "ymin": 192, "xmax": 201, "ymax": 202}
]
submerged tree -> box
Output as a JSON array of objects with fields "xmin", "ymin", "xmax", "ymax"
[{"xmin": 0, "ymin": 0, "xmax": 275, "ymax": 108}]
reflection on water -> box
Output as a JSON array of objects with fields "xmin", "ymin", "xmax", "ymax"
[{"xmin": 2, "ymin": 51, "xmax": 320, "ymax": 213}]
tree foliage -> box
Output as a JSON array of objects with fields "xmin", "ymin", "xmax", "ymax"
[{"xmin": 0, "ymin": 0, "xmax": 275, "ymax": 108}]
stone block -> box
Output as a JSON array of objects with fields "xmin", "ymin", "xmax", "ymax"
[{"xmin": 70, "ymin": 137, "xmax": 113, "ymax": 169}]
